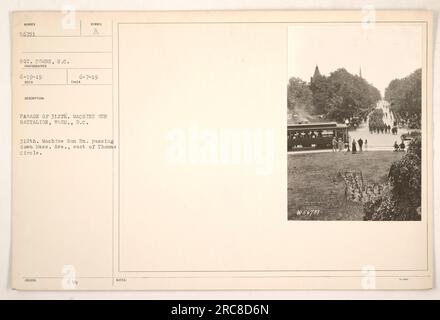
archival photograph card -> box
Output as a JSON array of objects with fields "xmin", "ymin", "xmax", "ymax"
[{"xmin": 11, "ymin": 10, "xmax": 433, "ymax": 290}]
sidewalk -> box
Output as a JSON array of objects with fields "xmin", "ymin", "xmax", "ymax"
[{"xmin": 288, "ymin": 147, "xmax": 396, "ymax": 155}]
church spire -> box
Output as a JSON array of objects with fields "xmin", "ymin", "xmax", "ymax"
[
  {"xmin": 313, "ymin": 65, "xmax": 321, "ymax": 78},
  {"xmin": 311, "ymin": 65, "xmax": 321, "ymax": 83},
  {"xmin": 359, "ymin": 65, "xmax": 363, "ymax": 78}
]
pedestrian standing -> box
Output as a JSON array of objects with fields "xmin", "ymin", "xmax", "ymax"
[
  {"xmin": 400, "ymin": 140, "xmax": 406, "ymax": 152},
  {"xmin": 357, "ymin": 138, "xmax": 363, "ymax": 152},
  {"xmin": 332, "ymin": 137, "xmax": 337, "ymax": 152},
  {"xmin": 352, "ymin": 139, "xmax": 357, "ymax": 154},
  {"xmin": 338, "ymin": 138, "xmax": 343, "ymax": 152}
]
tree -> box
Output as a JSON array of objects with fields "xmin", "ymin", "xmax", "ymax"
[
  {"xmin": 316, "ymin": 68, "xmax": 381, "ymax": 122},
  {"xmin": 309, "ymin": 74, "xmax": 333, "ymax": 115},
  {"xmin": 363, "ymin": 136, "xmax": 421, "ymax": 221},
  {"xmin": 287, "ymin": 77, "xmax": 314, "ymax": 113},
  {"xmin": 288, "ymin": 67, "xmax": 382, "ymax": 122},
  {"xmin": 384, "ymin": 69, "xmax": 421, "ymax": 128}
]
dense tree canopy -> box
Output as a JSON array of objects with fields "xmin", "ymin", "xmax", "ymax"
[
  {"xmin": 384, "ymin": 68, "xmax": 421, "ymax": 129},
  {"xmin": 287, "ymin": 77, "xmax": 313, "ymax": 114},
  {"xmin": 363, "ymin": 136, "xmax": 421, "ymax": 221},
  {"xmin": 288, "ymin": 67, "xmax": 381, "ymax": 123},
  {"xmin": 318, "ymin": 68, "xmax": 381, "ymax": 121}
]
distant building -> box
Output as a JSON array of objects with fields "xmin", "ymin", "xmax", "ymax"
[{"xmin": 310, "ymin": 65, "xmax": 322, "ymax": 83}]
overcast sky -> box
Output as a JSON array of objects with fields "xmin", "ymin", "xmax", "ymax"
[{"xmin": 287, "ymin": 24, "xmax": 423, "ymax": 96}]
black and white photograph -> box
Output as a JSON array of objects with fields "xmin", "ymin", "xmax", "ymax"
[
  {"xmin": 3, "ymin": 6, "xmax": 436, "ymax": 295},
  {"xmin": 287, "ymin": 24, "xmax": 423, "ymax": 221}
]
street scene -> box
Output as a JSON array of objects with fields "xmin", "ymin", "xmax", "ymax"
[
  {"xmin": 288, "ymin": 99, "xmax": 408, "ymax": 154},
  {"xmin": 347, "ymin": 101, "xmax": 397, "ymax": 151},
  {"xmin": 287, "ymin": 25, "xmax": 422, "ymax": 221}
]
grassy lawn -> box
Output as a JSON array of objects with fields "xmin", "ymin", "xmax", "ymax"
[{"xmin": 288, "ymin": 151, "xmax": 404, "ymax": 220}]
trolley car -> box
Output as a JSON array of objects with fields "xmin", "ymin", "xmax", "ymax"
[{"xmin": 287, "ymin": 122, "xmax": 349, "ymax": 151}]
